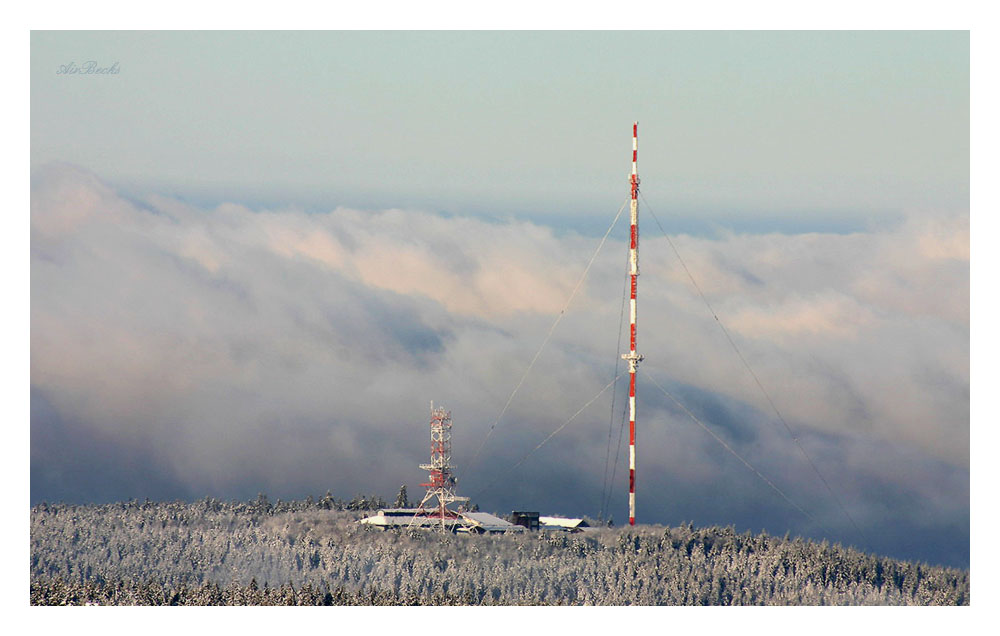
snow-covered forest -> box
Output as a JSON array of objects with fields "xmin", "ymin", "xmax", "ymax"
[{"xmin": 30, "ymin": 496, "xmax": 969, "ymax": 605}]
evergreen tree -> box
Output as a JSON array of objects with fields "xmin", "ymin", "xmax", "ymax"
[{"xmin": 395, "ymin": 485, "xmax": 409, "ymax": 508}]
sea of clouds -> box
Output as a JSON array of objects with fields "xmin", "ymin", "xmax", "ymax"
[{"xmin": 30, "ymin": 163, "xmax": 969, "ymax": 566}]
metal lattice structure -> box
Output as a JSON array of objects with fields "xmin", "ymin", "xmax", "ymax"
[{"xmin": 415, "ymin": 403, "xmax": 469, "ymax": 529}]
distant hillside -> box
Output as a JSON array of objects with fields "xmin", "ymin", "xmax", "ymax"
[{"xmin": 29, "ymin": 497, "xmax": 968, "ymax": 606}]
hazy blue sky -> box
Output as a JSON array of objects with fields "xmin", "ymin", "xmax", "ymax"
[
  {"xmin": 30, "ymin": 31, "xmax": 969, "ymax": 568},
  {"xmin": 32, "ymin": 31, "xmax": 968, "ymax": 232}
]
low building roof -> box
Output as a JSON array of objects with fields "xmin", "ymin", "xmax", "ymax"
[
  {"xmin": 460, "ymin": 511, "xmax": 518, "ymax": 530},
  {"xmin": 539, "ymin": 516, "xmax": 589, "ymax": 529},
  {"xmin": 359, "ymin": 510, "xmax": 458, "ymax": 527},
  {"xmin": 376, "ymin": 508, "xmax": 429, "ymax": 516},
  {"xmin": 358, "ymin": 509, "xmax": 521, "ymax": 533}
]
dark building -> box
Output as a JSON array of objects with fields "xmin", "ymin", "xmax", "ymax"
[{"xmin": 510, "ymin": 511, "xmax": 540, "ymax": 531}]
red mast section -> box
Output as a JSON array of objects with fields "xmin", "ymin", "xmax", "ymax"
[{"xmin": 623, "ymin": 122, "xmax": 644, "ymax": 526}]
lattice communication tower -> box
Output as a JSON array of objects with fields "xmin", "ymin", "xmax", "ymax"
[{"xmin": 416, "ymin": 403, "xmax": 469, "ymax": 528}]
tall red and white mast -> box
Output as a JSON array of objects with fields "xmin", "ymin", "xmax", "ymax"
[{"xmin": 623, "ymin": 121, "xmax": 644, "ymax": 526}]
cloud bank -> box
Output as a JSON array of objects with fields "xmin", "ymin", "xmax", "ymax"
[{"xmin": 30, "ymin": 164, "xmax": 969, "ymax": 566}]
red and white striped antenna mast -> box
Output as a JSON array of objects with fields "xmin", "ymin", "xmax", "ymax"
[{"xmin": 623, "ymin": 121, "xmax": 645, "ymax": 526}]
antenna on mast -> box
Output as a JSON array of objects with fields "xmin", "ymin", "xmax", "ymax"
[{"xmin": 622, "ymin": 121, "xmax": 645, "ymax": 526}]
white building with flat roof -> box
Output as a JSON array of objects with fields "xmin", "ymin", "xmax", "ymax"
[
  {"xmin": 539, "ymin": 516, "xmax": 591, "ymax": 532},
  {"xmin": 359, "ymin": 508, "xmax": 523, "ymax": 534}
]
